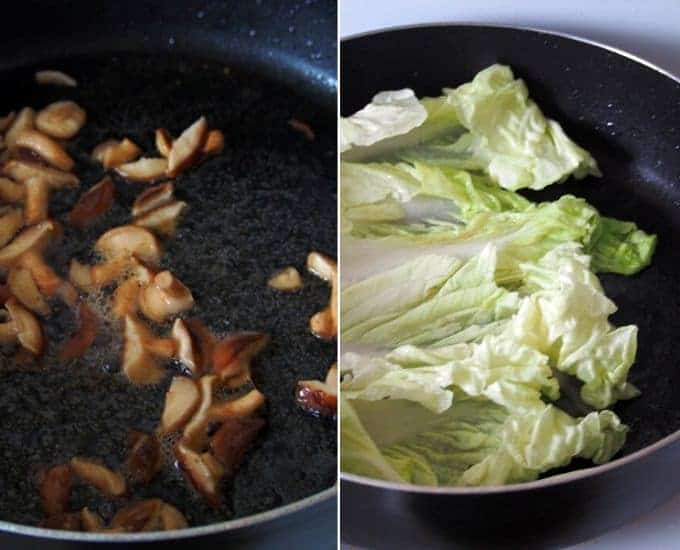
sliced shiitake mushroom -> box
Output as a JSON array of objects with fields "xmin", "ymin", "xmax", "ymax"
[
  {"xmin": 68, "ymin": 259, "xmax": 94, "ymax": 291},
  {"xmin": 181, "ymin": 375, "xmax": 217, "ymax": 449},
  {"xmin": 131, "ymin": 182, "xmax": 174, "ymax": 217},
  {"xmin": 209, "ymin": 416, "xmax": 265, "ymax": 475},
  {"xmin": 307, "ymin": 251, "xmax": 336, "ymax": 282},
  {"xmin": 95, "ymin": 225, "xmax": 161, "ymax": 266},
  {"xmin": 2, "ymin": 297, "xmax": 44, "ymax": 355},
  {"xmin": 110, "ymin": 258, "xmax": 155, "ymax": 317},
  {"xmin": 92, "ymin": 138, "xmax": 142, "ymax": 169},
  {"xmin": 212, "ymin": 332, "xmax": 269, "ymax": 385},
  {"xmin": 3, "ymin": 159, "xmax": 79, "ymax": 188},
  {"xmin": 155, "ymin": 128, "xmax": 173, "ymax": 158},
  {"xmin": 121, "ymin": 315, "xmax": 168, "ymax": 385},
  {"xmin": 89, "ymin": 257, "xmax": 132, "ymax": 288},
  {"xmin": 110, "ymin": 499, "xmax": 162, "ymax": 532},
  {"xmin": 126, "ymin": 431, "xmax": 162, "ymax": 485},
  {"xmin": 35, "ymin": 70, "xmax": 77, "ymax": 87},
  {"xmin": 80, "ymin": 508, "xmax": 104, "ymax": 532},
  {"xmin": 4, "ymin": 107, "xmax": 35, "ymax": 148},
  {"xmin": 58, "ymin": 303, "xmax": 99, "ymax": 362},
  {"xmin": 139, "ymin": 270, "xmax": 194, "ymax": 323},
  {"xmin": 172, "ymin": 319, "xmax": 199, "ymax": 375},
  {"xmin": 159, "ymin": 502, "xmax": 188, "ymax": 530},
  {"xmin": 23, "ymin": 177, "xmax": 50, "ymax": 225},
  {"xmin": 14, "ymin": 129, "xmax": 75, "ymax": 171},
  {"xmin": 296, "ymin": 364, "xmax": 337, "ymax": 417},
  {"xmin": 69, "ymin": 457, "xmax": 126, "ymax": 498},
  {"xmin": 134, "ymin": 200, "xmax": 187, "ymax": 236},
  {"xmin": 183, "ymin": 318, "xmax": 216, "ymax": 372},
  {"xmin": 209, "ymin": 389, "xmax": 266, "ymax": 421},
  {"xmin": 202, "ymin": 129, "xmax": 225, "ymax": 157},
  {"xmin": 267, "ymin": 266, "xmax": 302, "ymax": 291},
  {"xmin": 0, "ymin": 111, "xmax": 15, "ymax": 133},
  {"xmin": 160, "ymin": 376, "xmax": 201, "ymax": 434},
  {"xmin": 115, "ymin": 157, "xmax": 168, "ymax": 182},
  {"xmin": 0, "ymin": 177, "xmax": 25, "ymax": 203},
  {"xmin": 288, "ymin": 118, "xmax": 315, "ymax": 141},
  {"xmin": 8, "ymin": 267, "xmax": 50, "ymax": 316},
  {"xmin": 175, "ymin": 443, "xmax": 221, "ymax": 507},
  {"xmin": 0, "ymin": 207, "xmax": 23, "ymax": 248},
  {"xmin": 18, "ymin": 250, "xmax": 64, "ymax": 297},
  {"xmin": 68, "ymin": 176, "xmax": 114, "ymax": 228},
  {"xmin": 35, "ymin": 101, "xmax": 86, "ymax": 139},
  {"xmin": 40, "ymin": 464, "xmax": 72, "ymax": 517},
  {"xmin": 167, "ymin": 116, "xmax": 208, "ymax": 177},
  {"xmin": 0, "ymin": 220, "xmax": 56, "ymax": 268}
]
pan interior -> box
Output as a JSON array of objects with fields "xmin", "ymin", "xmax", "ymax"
[
  {"xmin": 0, "ymin": 53, "xmax": 336, "ymax": 527},
  {"xmin": 340, "ymin": 25, "xmax": 680, "ymax": 476}
]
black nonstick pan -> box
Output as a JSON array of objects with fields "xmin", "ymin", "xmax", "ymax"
[
  {"xmin": 340, "ymin": 24, "xmax": 680, "ymax": 549},
  {"xmin": 0, "ymin": 1, "xmax": 336, "ymax": 548}
]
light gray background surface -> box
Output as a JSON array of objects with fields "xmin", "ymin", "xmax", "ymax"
[{"xmin": 340, "ymin": 1, "xmax": 680, "ymax": 548}]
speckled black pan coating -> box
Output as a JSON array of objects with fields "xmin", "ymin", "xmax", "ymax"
[
  {"xmin": 0, "ymin": 52, "xmax": 336, "ymax": 529},
  {"xmin": 341, "ymin": 25, "xmax": 680, "ymax": 549}
]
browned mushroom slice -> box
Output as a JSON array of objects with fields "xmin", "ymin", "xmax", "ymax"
[
  {"xmin": 306, "ymin": 251, "xmax": 336, "ymax": 282},
  {"xmin": 40, "ymin": 464, "xmax": 72, "ymax": 517},
  {"xmin": 8, "ymin": 267, "xmax": 50, "ymax": 315},
  {"xmin": 0, "ymin": 207, "xmax": 23, "ymax": 248},
  {"xmin": 116, "ymin": 157, "xmax": 168, "ymax": 182},
  {"xmin": 18, "ymin": 250, "xmax": 63, "ymax": 297},
  {"xmin": 126, "ymin": 431, "xmax": 162, "ymax": 485},
  {"xmin": 35, "ymin": 70, "xmax": 77, "ymax": 87},
  {"xmin": 212, "ymin": 332, "xmax": 269, "ymax": 384},
  {"xmin": 181, "ymin": 375, "xmax": 217, "ymax": 449},
  {"xmin": 68, "ymin": 259, "xmax": 94, "ymax": 291},
  {"xmin": 14, "ymin": 129, "xmax": 75, "ymax": 171},
  {"xmin": 111, "ymin": 277, "xmax": 141, "ymax": 318},
  {"xmin": 159, "ymin": 503, "xmax": 188, "ymax": 530},
  {"xmin": 80, "ymin": 508, "xmax": 104, "ymax": 532},
  {"xmin": 0, "ymin": 220, "xmax": 56, "ymax": 268},
  {"xmin": 91, "ymin": 138, "xmax": 142, "ymax": 169},
  {"xmin": 0, "ymin": 177, "xmax": 25, "ymax": 203},
  {"xmin": 167, "ymin": 116, "xmax": 208, "ymax": 177},
  {"xmin": 310, "ymin": 307, "xmax": 336, "ymax": 340},
  {"xmin": 175, "ymin": 443, "xmax": 221, "ymax": 507},
  {"xmin": 35, "ymin": 101, "xmax": 86, "ymax": 139},
  {"xmin": 209, "ymin": 389, "xmax": 266, "ymax": 421},
  {"xmin": 202, "ymin": 129, "xmax": 225, "ymax": 157},
  {"xmin": 134, "ymin": 200, "xmax": 187, "ymax": 236},
  {"xmin": 70, "ymin": 457, "xmax": 126, "ymax": 498},
  {"xmin": 68, "ymin": 176, "xmax": 114, "ymax": 228},
  {"xmin": 155, "ymin": 128, "xmax": 173, "ymax": 158},
  {"xmin": 3, "ymin": 159, "xmax": 79, "ymax": 188},
  {"xmin": 90, "ymin": 257, "xmax": 132, "ymax": 288},
  {"xmin": 131, "ymin": 182, "xmax": 174, "ymax": 217},
  {"xmin": 288, "ymin": 118, "xmax": 315, "ymax": 141},
  {"xmin": 161, "ymin": 376, "xmax": 201, "ymax": 434},
  {"xmin": 4, "ymin": 107, "xmax": 35, "ymax": 148},
  {"xmin": 58, "ymin": 303, "xmax": 99, "ymax": 362},
  {"xmin": 38, "ymin": 512, "xmax": 82, "ymax": 531},
  {"xmin": 209, "ymin": 416, "xmax": 265, "ymax": 475},
  {"xmin": 23, "ymin": 177, "xmax": 50, "ymax": 225},
  {"xmin": 139, "ymin": 270, "xmax": 194, "ymax": 323},
  {"xmin": 3, "ymin": 297, "xmax": 44, "ymax": 355},
  {"xmin": 110, "ymin": 499, "xmax": 163, "ymax": 532},
  {"xmin": 183, "ymin": 318, "xmax": 216, "ymax": 372},
  {"xmin": 0, "ymin": 111, "xmax": 16, "ymax": 133},
  {"xmin": 95, "ymin": 225, "xmax": 162, "ymax": 266},
  {"xmin": 172, "ymin": 319, "xmax": 199, "ymax": 375},
  {"xmin": 122, "ymin": 315, "xmax": 167, "ymax": 385},
  {"xmin": 295, "ymin": 371, "xmax": 337, "ymax": 417},
  {"xmin": 267, "ymin": 266, "xmax": 302, "ymax": 291}
]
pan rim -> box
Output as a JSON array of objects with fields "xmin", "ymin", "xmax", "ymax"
[
  {"xmin": 340, "ymin": 22, "xmax": 680, "ymax": 494},
  {"xmin": 0, "ymin": 486, "xmax": 336, "ymax": 542}
]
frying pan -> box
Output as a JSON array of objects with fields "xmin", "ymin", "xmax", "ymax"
[
  {"xmin": 340, "ymin": 24, "xmax": 680, "ymax": 549},
  {"xmin": 0, "ymin": 0, "xmax": 336, "ymax": 548}
]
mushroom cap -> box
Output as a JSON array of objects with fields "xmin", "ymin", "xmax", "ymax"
[{"xmin": 95, "ymin": 225, "xmax": 162, "ymax": 266}]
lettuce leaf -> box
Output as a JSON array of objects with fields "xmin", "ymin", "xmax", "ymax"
[{"xmin": 590, "ymin": 216, "xmax": 657, "ymax": 275}]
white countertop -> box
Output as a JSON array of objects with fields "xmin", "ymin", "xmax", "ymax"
[{"xmin": 340, "ymin": 1, "xmax": 680, "ymax": 548}]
